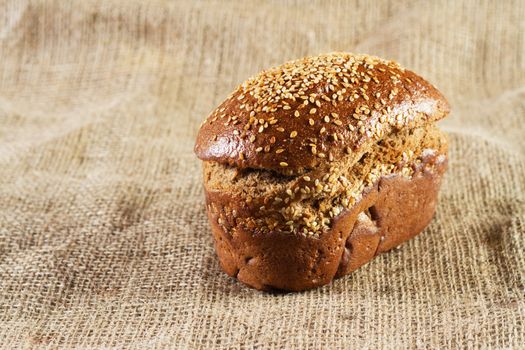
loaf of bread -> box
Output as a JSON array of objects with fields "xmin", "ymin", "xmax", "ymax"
[{"xmin": 195, "ymin": 53, "xmax": 449, "ymax": 291}]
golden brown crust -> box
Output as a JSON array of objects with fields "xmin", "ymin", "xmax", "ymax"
[
  {"xmin": 206, "ymin": 155, "xmax": 447, "ymax": 291},
  {"xmin": 195, "ymin": 53, "xmax": 449, "ymax": 174}
]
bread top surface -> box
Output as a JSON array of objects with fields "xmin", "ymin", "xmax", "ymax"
[{"xmin": 195, "ymin": 52, "xmax": 449, "ymax": 174}]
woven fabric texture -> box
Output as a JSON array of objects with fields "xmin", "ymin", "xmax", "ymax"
[{"xmin": 1, "ymin": 0, "xmax": 524, "ymax": 348}]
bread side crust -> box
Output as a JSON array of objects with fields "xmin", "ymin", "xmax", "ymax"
[{"xmin": 205, "ymin": 154, "xmax": 447, "ymax": 291}]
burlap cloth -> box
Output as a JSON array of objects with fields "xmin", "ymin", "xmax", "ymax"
[{"xmin": 1, "ymin": 0, "xmax": 524, "ymax": 348}]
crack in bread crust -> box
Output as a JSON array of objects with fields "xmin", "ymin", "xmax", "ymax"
[{"xmin": 204, "ymin": 124, "xmax": 447, "ymax": 237}]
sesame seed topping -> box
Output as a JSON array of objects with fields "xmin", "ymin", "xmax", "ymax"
[
  {"xmin": 205, "ymin": 53, "xmax": 423, "ymax": 181},
  {"xmin": 280, "ymin": 162, "xmax": 289, "ymax": 167}
]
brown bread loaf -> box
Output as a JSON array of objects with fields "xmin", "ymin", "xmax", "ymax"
[{"xmin": 195, "ymin": 52, "xmax": 449, "ymax": 291}]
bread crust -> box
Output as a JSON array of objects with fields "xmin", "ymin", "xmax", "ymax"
[
  {"xmin": 205, "ymin": 154, "xmax": 447, "ymax": 291},
  {"xmin": 195, "ymin": 53, "xmax": 449, "ymax": 175}
]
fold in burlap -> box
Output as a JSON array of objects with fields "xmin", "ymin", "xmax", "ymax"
[{"xmin": 0, "ymin": 1, "xmax": 523, "ymax": 348}]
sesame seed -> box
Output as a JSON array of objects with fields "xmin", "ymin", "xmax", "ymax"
[
  {"xmin": 276, "ymin": 127, "xmax": 285, "ymax": 132},
  {"xmin": 249, "ymin": 135, "xmax": 256, "ymax": 142},
  {"xmin": 303, "ymin": 176, "xmax": 311, "ymax": 181},
  {"xmin": 324, "ymin": 115, "xmax": 330, "ymax": 123},
  {"xmin": 333, "ymin": 119, "xmax": 343, "ymax": 126},
  {"xmin": 264, "ymin": 145, "xmax": 271, "ymax": 152},
  {"xmin": 283, "ymin": 105, "xmax": 291, "ymax": 110},
  {"xmin": 233, "ymin": 130, "xmax": 239, "ymax": 135},
  {"xmin": 270, "ymin": 136, "xmax": 276, "ymax": 144},
  {"xmin": 309, "ymin": 108, "xmax": 317, "ymax": 114},
  {"xmin": 290, "ymin": 131, "xmax": 298, "ymax": 138},
  {"xmin": 294, "ymin": 110, "xmax": 300, "ymax": 117},
  {"xmin": 255, "ymin": 147, "xmax": 263, "ymax": 152},
  {"xmin": 308, "ymin": 118, "xmax": 315, "ymax": 126},
  {"xmin": 276, "ymin": 148, "xmax": 284, "ymax": 154},
  {"xmin": 280, "ymin": 162, "xmax": 288, "ymax": 167},
  {"xmin": 315, "ymin": 100, "xmax": 321, "ymax": 107}
]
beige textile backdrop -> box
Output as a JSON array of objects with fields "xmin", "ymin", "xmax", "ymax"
[{"xmin": 0, "ymin": 0, "xmax": 524, "ymax": 349}]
